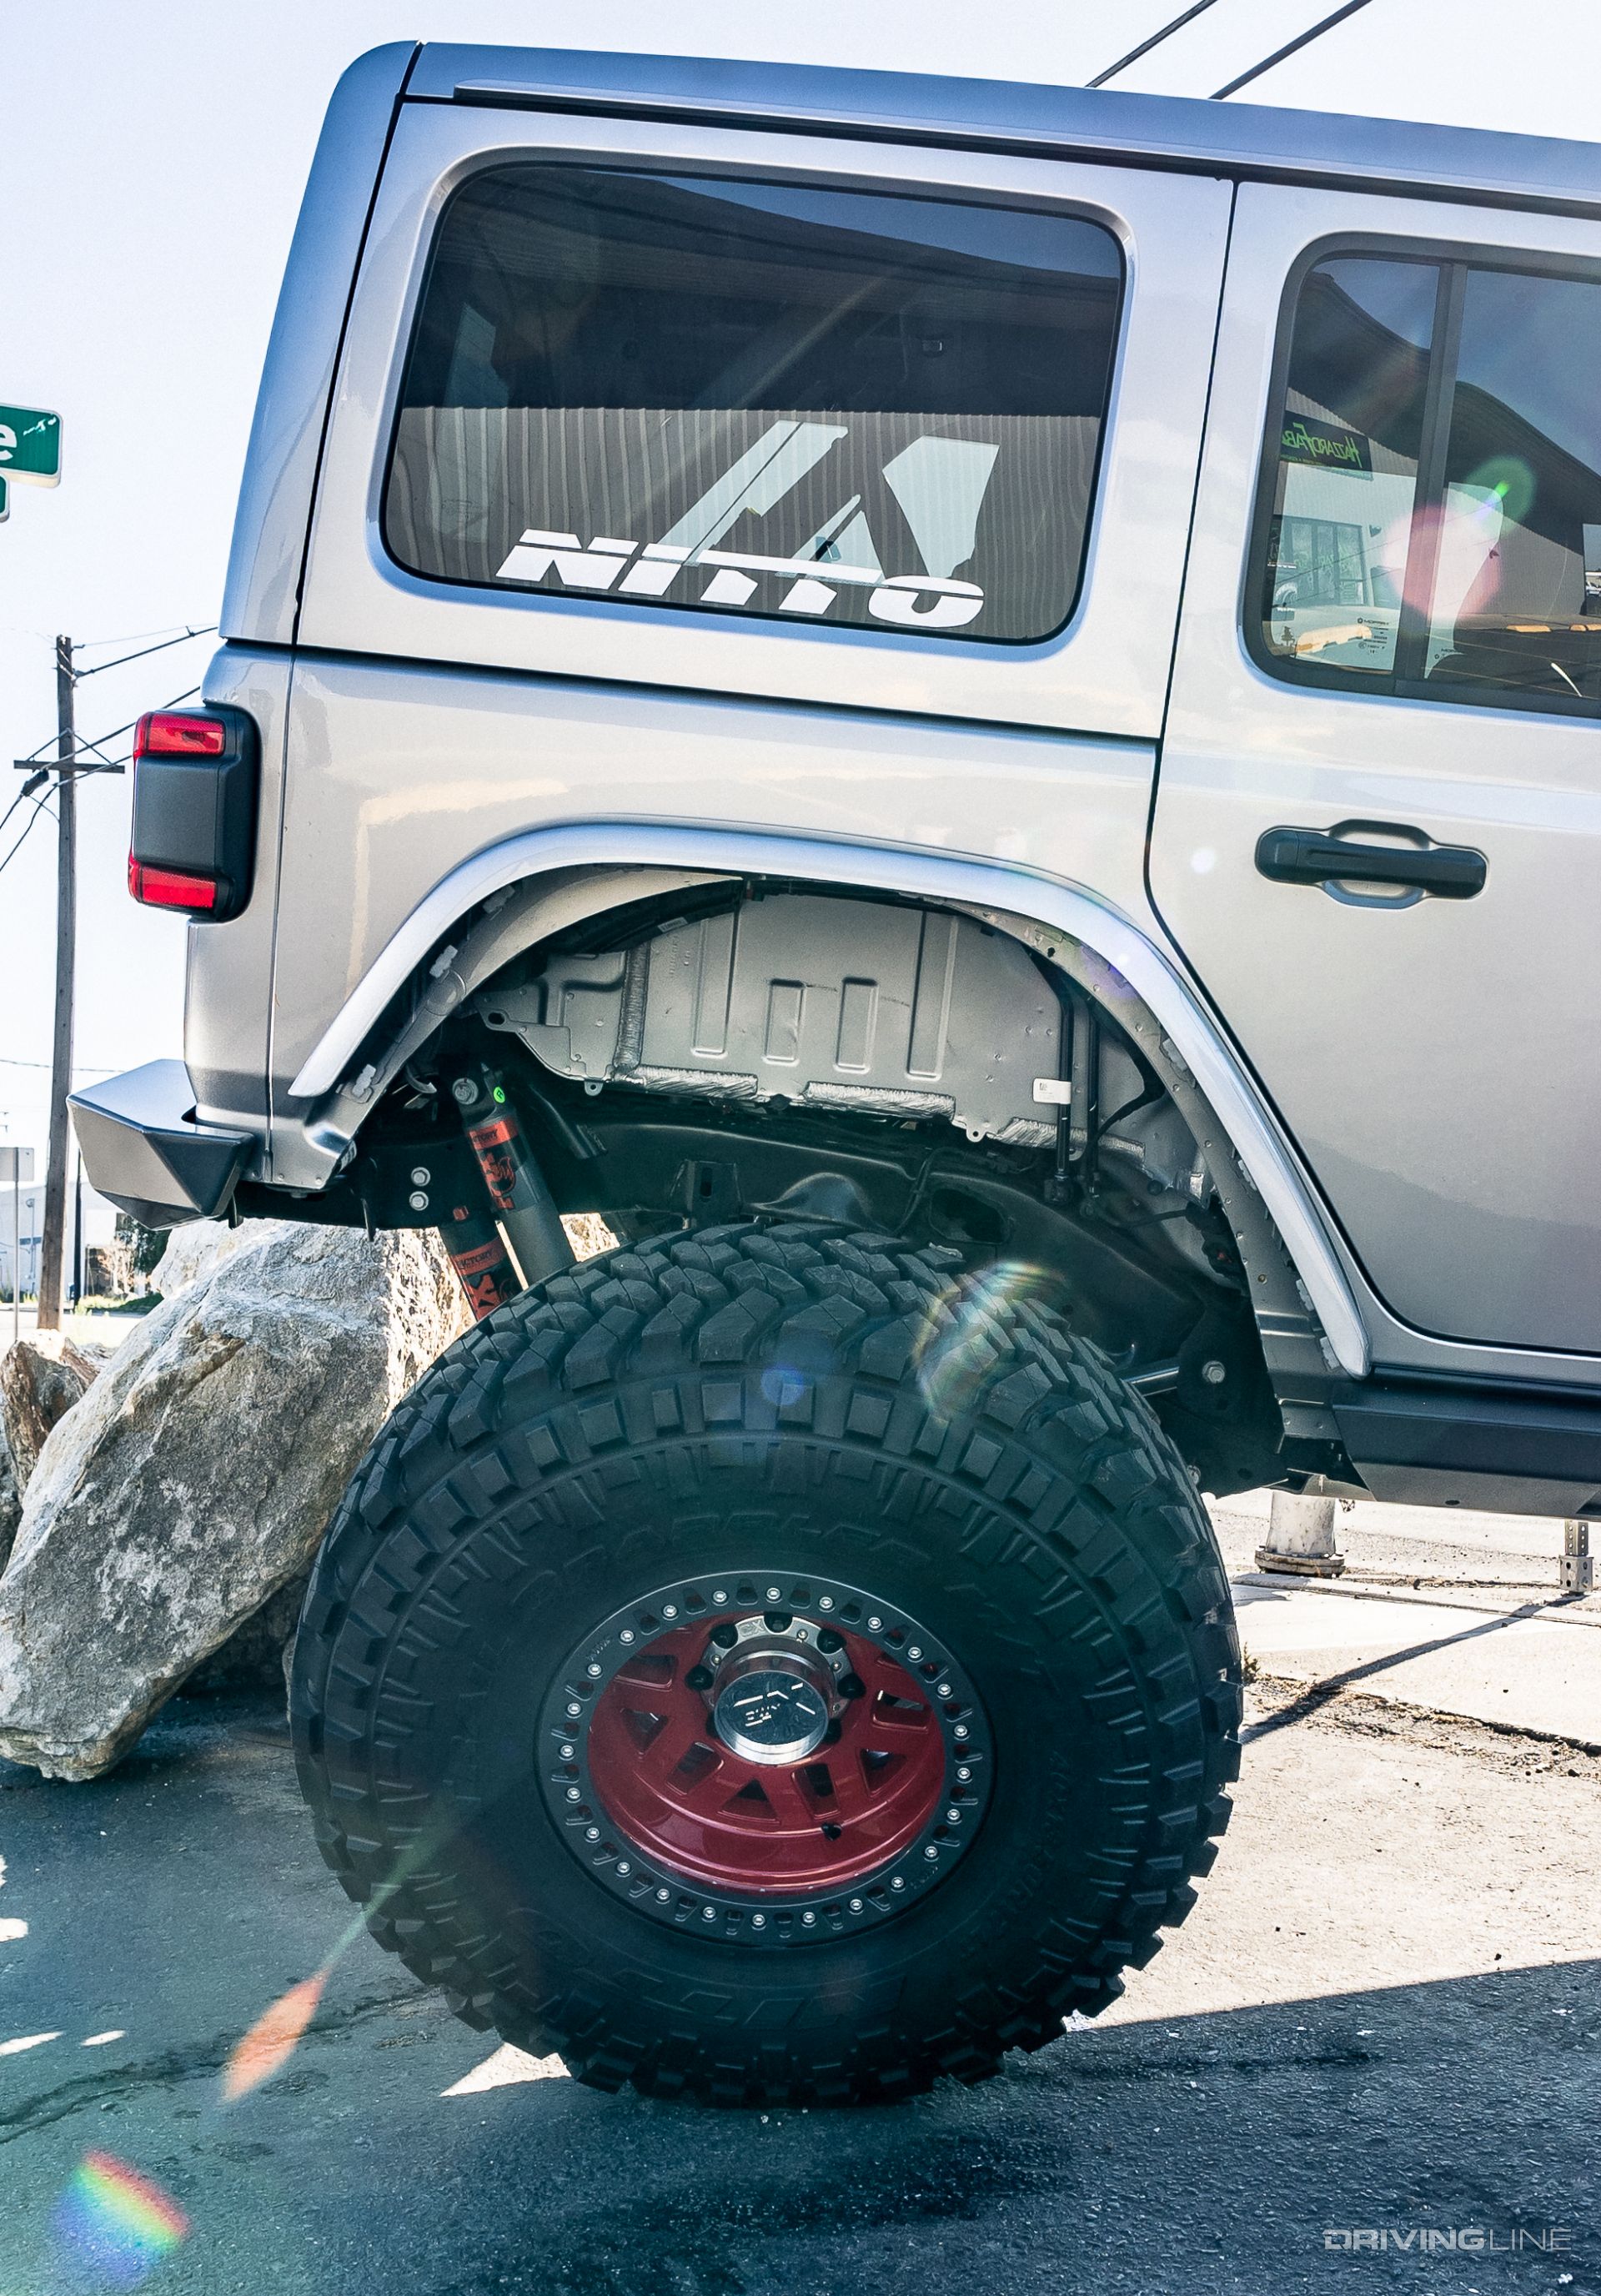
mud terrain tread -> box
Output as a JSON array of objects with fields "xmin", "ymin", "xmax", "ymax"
[{"xmin": 292, "ymin": 1223, "xmax": 1240, "ymax": 2104}]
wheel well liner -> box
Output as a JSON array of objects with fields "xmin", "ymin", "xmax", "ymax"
[{"xmin": 284, "ymin": 822, "xmax": 1367, "ymax": 1380}]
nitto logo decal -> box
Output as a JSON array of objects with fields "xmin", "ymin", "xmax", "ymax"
[{"xmin": 494, "ymin": 420, "xmax": 994, "ymax": 630}]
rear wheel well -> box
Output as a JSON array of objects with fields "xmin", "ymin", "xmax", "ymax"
[{"xmin": 244, "ymin": 872, "xmax": 1333, "ymax": 1495}]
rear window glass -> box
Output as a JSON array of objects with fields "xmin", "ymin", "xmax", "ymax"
[{"xmin": 384, "ymin": 168, "xmax": 1123, "ymax": 645}]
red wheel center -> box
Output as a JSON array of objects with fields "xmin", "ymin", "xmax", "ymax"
[{"xmin": 585, "ymin": 1617, "xmax": 949, "ymax": 1894}]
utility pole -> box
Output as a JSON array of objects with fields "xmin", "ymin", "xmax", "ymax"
[{"xmin": 36, "ymin": 632, "xmax": 75, "ymax": 1332}]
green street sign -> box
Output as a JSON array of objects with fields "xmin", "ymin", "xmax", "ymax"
[
  {"xmin": 0, "ymin": 404, "xmax": 62, "ymax": 488},
  {"xmin": 0, "ymin": 475, "xmax": 8, "ymax": 524}
]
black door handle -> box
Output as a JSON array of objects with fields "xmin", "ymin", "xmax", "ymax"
[{"xmin": 1254, "ymin": 826, "xmax": 1487, "ymax": 900}]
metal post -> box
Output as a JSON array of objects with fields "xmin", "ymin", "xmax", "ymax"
[
  {"xmin": 72, "ymin": 1148, "xmax": 83, "ymax": 1306},
  {"xmin": 0, "ymin": 1147, "xmax": 32, "ymax": 1345},
  {"xmin": 1561, "ymin": 1520, "xmax": 1595, "ymax": 1596},
  {"xmin": 36, "ymin": 634, "xmax": 76, "ymax": 1333},
  {"xmin": 1256, "ymin": 1479, "xmax": 1347, "ymax": 1578}
]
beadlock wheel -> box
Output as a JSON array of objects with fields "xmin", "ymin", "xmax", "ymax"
[
  {"xmin": 292, "ymin": 1222, "xmax": 1241, "ymax": 2105},
  {"xmin": 544, "ymin": 1571, "xmax": 989, "ymax": 1942}
]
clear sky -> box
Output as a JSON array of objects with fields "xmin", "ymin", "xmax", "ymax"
[{"xmin": 4, "ymin": 0, "xmax": 1600, "ymax": 1159}]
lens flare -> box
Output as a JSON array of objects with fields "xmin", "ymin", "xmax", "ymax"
[
  {"xmin": 221, "ymin": 1970, "xmax": 326, "ymax": 2103},
  {"xmin": 912, "ymin": 1261, "xmax": 1056, "ymax": 1422},
  {"xmin": 53, "ymin": 2153, "xmax": 188, "ymax": 2288}
]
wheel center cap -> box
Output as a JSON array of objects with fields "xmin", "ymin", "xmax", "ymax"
[{"xmin": 712, "ymin": 1665, "xmax": 831, "ymax": 1765}]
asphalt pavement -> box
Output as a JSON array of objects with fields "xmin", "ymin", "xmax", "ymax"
[{"xmin": 3, "ymin": 1670, "xmax": 1598, "ymax": 2296}]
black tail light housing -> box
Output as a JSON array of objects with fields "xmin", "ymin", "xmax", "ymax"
[{"xmin": 128, "ymin": 706, "xmax": 259, "ymax": 921}]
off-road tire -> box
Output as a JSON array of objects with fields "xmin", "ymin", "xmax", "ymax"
[{"xmin": 291, "ymin": 1222, "xmax": 1240, "ymax": 2105}]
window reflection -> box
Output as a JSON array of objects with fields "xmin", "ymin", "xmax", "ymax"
[
  {"xmin": 1262, "ymin": 259, "xmax": 1437, "ymax": 676},
  {"xmin": 1424, "ymin": 269, "xmax": 1601, "ymax": 701}
]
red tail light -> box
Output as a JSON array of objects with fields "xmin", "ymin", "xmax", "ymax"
[
  {"xmin": 128, "ymin": 857, "xmax": 218, "ymax": 911},
  {"xmin": 128, "ymin": 703, "xmax": 258, "ymax": 921},
  {"xmin": 133, "ymin": 711, "xmax": 227, "ymax": 759}
]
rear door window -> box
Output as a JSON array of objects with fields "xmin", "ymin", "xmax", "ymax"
[
  {"xmin": 384, "ymin": 168, "xmax": 1122, "ymax": 645},
  {"xmin": 1253, "ymin": 246, "xmax": 1601, "ymax": 710}
]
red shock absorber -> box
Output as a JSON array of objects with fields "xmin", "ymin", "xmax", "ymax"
[
  {"xmin": 440, "ymin": 1193, "xmax": 522, "ymax": 1321},
  {"xmin": 452, "ymin": 1068, "xmax": 575, "ymax": 1295}
]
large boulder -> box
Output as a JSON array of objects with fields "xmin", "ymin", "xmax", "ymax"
[
  {"xmin": 0, "ymin": 1332, "xmax": 113, "ymax": 1573},
  {"xmin": 0, "ymin": 1433, "xmax": 18, "ymax": 1575},
  {"xmin": 0, "ymin": 1221, "xmax": 470, "ymax": 1780}
]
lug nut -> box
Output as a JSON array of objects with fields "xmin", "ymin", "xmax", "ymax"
[
  {"xmin": 685, "ymin": 1665, "xmax": 713, "ymax": 1692},
  {"xmin": 710, "ymin": 1622, "xmax": 740, "ymax": 1649},
  {"xmin": 763, "ymin": 1610, "xmax": 792, "ymax": 1632},
  {"xmin": 838, "ymin": 1672, "xmax": 866, "ymax": 1700},
  {"xmin": 816, "ymin": 1629, "xmax": 844, "ymax": 1654}
]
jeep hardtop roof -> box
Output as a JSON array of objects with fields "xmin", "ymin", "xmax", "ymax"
[{"xmin": 404, "ymin": 43, "xmax": 1601, "ymax": 224}]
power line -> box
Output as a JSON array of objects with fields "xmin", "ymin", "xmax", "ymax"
[
  {"xmin": 76, "ymin": 619, "xmax": 204, "ymax": 652},
  {"xmin": 0, "ymin": 1056, "xmax": 118, "ymax": 1074},
  {"xmin": 1212, "ymin": 0, "xmax": 1376, "ymax": 98},
  {"xmin": 0, "ymin": 786, "xmax": 57, "ymax": 885},
  {"xmin": 73, "ymin": 623, "xmax": 216, "ymax": 681},
  {"xmin": 13, "ymin": 681, "xmax": 202, "ymax": 769},
  {"xmin": 1087, "ymin": 0, "xmax": 1224, "ymax": 88}
]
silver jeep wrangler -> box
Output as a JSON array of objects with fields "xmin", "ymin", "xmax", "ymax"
[{"xmin": 73, "ymin": 43, "xmax": 1601, "ymax": 2103}]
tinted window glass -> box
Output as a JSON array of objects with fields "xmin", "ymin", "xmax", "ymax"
[
  {"xmin": 385, "ymin": 168, "xmax": 1122, "ymax": 644},
  {"xmin": 1424, "ymin": 269, "xmax": 1601, "ymax": 701},
  {"xmin": 1259, "ymin": 258, "xmax": 1437, "ymax": 676}
]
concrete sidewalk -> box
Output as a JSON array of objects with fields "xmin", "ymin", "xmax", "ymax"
[{"xmin": 1212, "ymin": 1490, "xmax": 1601, "ymax": 1749}]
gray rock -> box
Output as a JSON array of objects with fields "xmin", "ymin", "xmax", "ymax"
[
  {"xmin": 0, "ymin": 1432, "xmax": 18, "ymax": 1577},
  {"xmin": 0, "ymin": 1222, "xmax": 470, "ymax": 1780},
  {"xmin": 1, "ymin": 1331, "xmax": 111, "ymax": 1489},
  {"xmin": 151, "ymin": 1217, "xmax": 263, "ymax": 1297}
]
